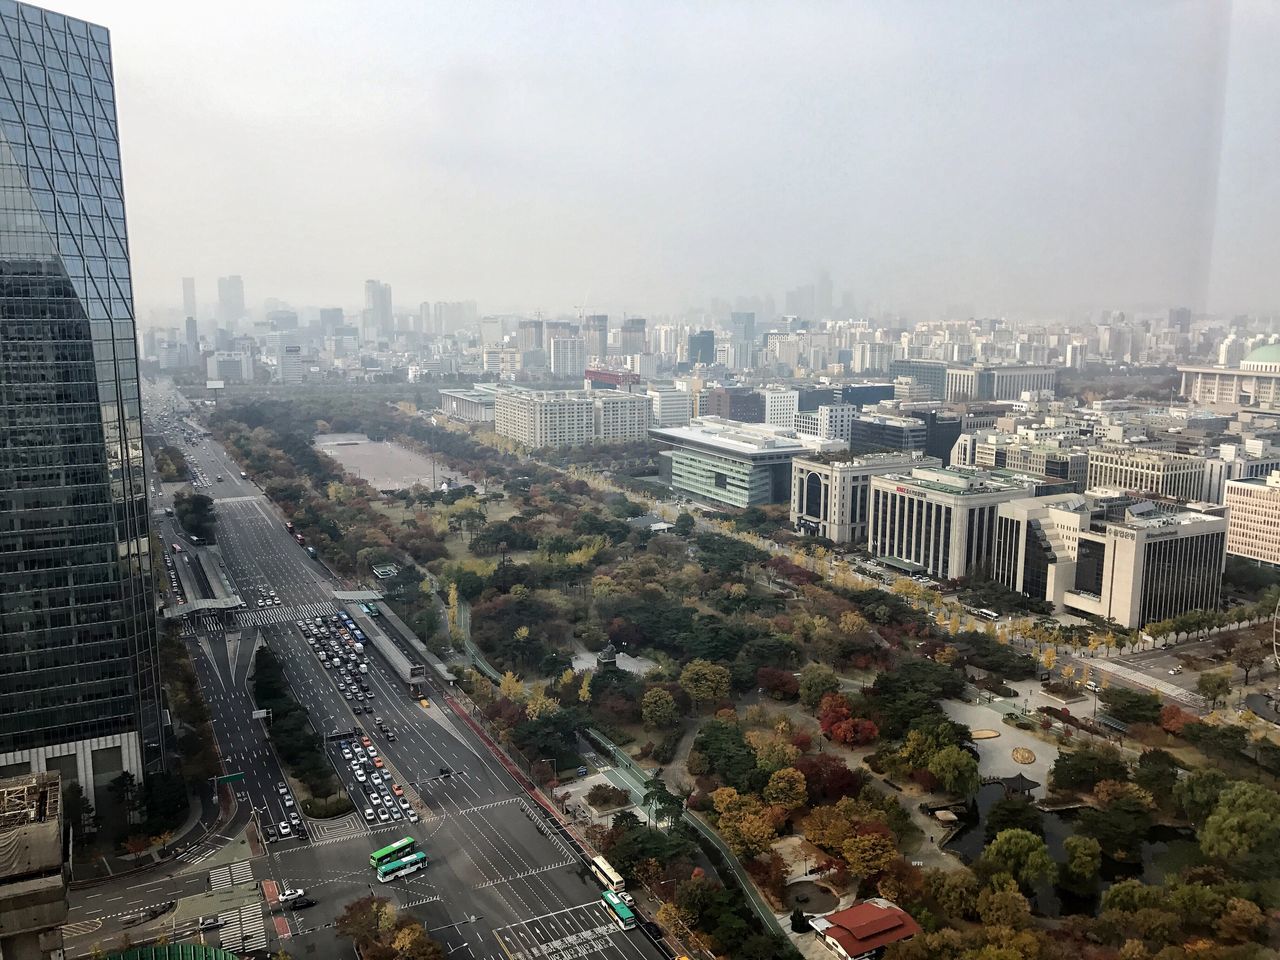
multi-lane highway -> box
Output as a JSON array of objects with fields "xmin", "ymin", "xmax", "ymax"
[{"xmin": 65, "ymin": 379, "xmax": 670, "ymax": 960}]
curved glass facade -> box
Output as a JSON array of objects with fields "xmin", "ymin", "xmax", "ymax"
[{"xmin": 0, "ymin": 2, "xmax": 163, "ymax": 778}]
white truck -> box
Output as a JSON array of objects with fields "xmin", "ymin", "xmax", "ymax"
[
  {"xmin": 354, "ymin": 642, "xmax": 364, "ymax": 655},
  {"xmin": 359, "ymin": 663, "xmax": 369, "ymax": 674}
]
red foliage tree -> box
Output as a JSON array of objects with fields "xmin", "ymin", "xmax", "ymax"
[
  {"xmin": 756, "ymin": 666, "xmax": 800, "ymax": 700},
  {"xmin": 818, "ymin": 693, "xmax": 853, "ymax": 735},
  {"xmin": 829, "ymin": 717, "xmax": 879, "ymax": 747}
]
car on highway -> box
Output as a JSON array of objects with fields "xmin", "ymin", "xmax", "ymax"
[
  {"xmin": 283, "ymin": 794, "xmax": 294, "ymax": 808},
  {"xmin": 398, "ymin": 797, "xmax": 410, "ymax": 812},
  {"xmin": 277, "ymin": 782, "xmax": 288, "ymax": 795},
  {"xmin": 386, "ymin": 732, "xmax": 397, "ymax": 742},
  {"xmin": 391, "ymin": 784, "xmax": 404, "ymax": 797},
  {"xmin": 355, "ymin": 769, "xmax": 367, "ymax": 783},
  {"xmin": 289, "ymin": 897, "xmax": 318, "ymax": 910},
  {"xmin": 341, "ymin": 747, "xmax": 352, "ymax": 760}
]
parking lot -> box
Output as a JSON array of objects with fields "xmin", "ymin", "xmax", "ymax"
[{"xmin": 313, "ymin": 433, "xmax": 466, "ymax": 491}]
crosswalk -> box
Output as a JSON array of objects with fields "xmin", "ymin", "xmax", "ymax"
[
  {"xmin": 219, "ymin": 903, "xmax": 268, "ymax": 952},
  {"xmin": 177, "ymin": 836, "xmax": 221, "ymax": 865},
  {"xmin": 208, "ymin": 860, "xmax": 254, "ymax": 891},
  {"xmin": 237, "ymin": 601, "xmax": 337, "ymax": 628}
]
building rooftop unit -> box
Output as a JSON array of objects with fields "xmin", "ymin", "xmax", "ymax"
[
  {"xmin": 880, "ymin": 465, "xmax": 1058, "ymax": 496},
  {"xmin": 795, "ymin": 450, "xmax": 933, "ymax": 468}
]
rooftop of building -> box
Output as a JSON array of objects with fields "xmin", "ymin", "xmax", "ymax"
[
  {"xmin": 1244, "ymin": 343, "xmax": 1280, "ymax": 365},
  {"xmin": 437, "ymin": 388, "xmax": 496, "ymax": 403},
  {"xmin": 873, "ymin": 465, "xmax": 1053, "ymax": 495},
  {"xmin": 651, "ymin": 417, "xmax": 845, "ymax": 455},
  {"xmin": 1225, "ymin": 470, "xmax": 1280, "ymax": 491},
  {"xmin": 811, "ymin": 899, "xmax": 922, "ymax": 957},
  {"xmin": 1094, "ymin": 444, "xmax": 1206, "ymax": 463},
  {"xmin": 795, "ymin": 450, "xmax": 939, "ymax": 468}
]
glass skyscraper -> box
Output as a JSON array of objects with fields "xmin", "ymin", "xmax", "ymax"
[{"xmin": 0, "ymin": 2, "xmax": 163, "ymax": 795}]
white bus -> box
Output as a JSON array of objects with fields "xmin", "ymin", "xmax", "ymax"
[{"xmin": 589, "ymin": 856, "xmax": 625, "ymax": 893}]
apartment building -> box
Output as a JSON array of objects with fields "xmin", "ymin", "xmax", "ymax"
[{"xmin": 494, "ymin": 389, "xmax": 650, "ymax": 448}]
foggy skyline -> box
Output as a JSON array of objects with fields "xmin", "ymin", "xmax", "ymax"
[{"xmin": 54, "ymin": 1, "xmax": 1280, "ymax": 320}]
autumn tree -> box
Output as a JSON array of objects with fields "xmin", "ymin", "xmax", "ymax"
[
  {"xmin": 975, "ymin": 878, "xmax": 1032, "ymax": 929},
  {"xmin": 763, "ymin": 767, "xmax": 807, "ymax": 812},
  {"xmin": 841, "ymin": 832, "xmax": 898, "ymax": 879},
  {"xmin": 1199, "ymin": 780, "xmax": 1280, "ymax": 872},
  {"xmin": 798, "ymin": 663, "xmax": 841, "ymax": 711},
  {"xmin": 979, "ymin": 829, "xmax": 1054, "ymax": 890},
  {"xmin": 1195, "ymin": 670, "xmax": 1231, "ymax": 709},
  {"xmin": 679, "ymin": 659, "xmax": 731, "ymax": 710},
  {"xmin": 641, "ymin": 688, "xmax": 680, "ymax": 730}
]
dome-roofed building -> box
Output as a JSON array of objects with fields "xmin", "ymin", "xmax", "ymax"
[{"xmin": 1180, "ymin": 342, "xmax": 1280, "ymax": 409}]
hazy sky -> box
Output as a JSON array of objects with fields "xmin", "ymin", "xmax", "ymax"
[{"xmin": 53, "ymin": 1, "xmax": 1280, "ymax": 320}]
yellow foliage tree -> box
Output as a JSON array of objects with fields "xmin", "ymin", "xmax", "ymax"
[
  {"xmin": 525, "ymin": 689, "xmax": 560, "ymax": 720},
  {"xmin": 498, "ymin": 671, "xmax": 525, "ymax": 702}
]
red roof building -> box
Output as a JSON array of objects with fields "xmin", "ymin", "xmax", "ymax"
[{"xmin": 811, "ymin": 899, "xmax": 922, "ymax": 960}]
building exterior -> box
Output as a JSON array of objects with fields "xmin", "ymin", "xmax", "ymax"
[
  {"xmin": 516, "ymin": 318, "xmax": 543, "ymax": 352},
  {"xmin": 703, "ymin": 386, "xmax": 765, "ymax": 422},
  {"xmin": 363, "ymin": 279, "xmax": 392, "ymax": 339},
  {"xmin": 494, "ymin": 388, "xmax": 650, "ymax": 448},
  {"xmin": 438, "ymin": 388, "xmax": 496, "ymax": 423},
  {"xmin": 616, "ymin": 317, "xmax": 646, "ymax": 356},
  {"xmin": 888, "ymin": 359, "xmax": 949, "ymax": 400},
  {"xmin": 0, "ymin": 4, "xmax": 165, "ymax": 793},
  {"xmin": 182, "ymin": 276, "xmax": 197, "ymax": 330},
  {"xmin": 1086, "ymin": 446, "xmax": 1207, "ymax": 501},
  {"xmin": 1179, "ymin": 345, "xmax": 1280, "ymax": 409},
  {"xmin": 1224, "ymin": 472, "xmax": 1280, "ymax": 566},
  {"xmin": 1203, "ymin": 440, "xmax": 1280, "ymax": 503},
  {"xmin": 688, "ymin": 330, "xmax": 715, "ymax": 365},
  {"xmin": 791, "ymin": 452, "xmax": 941, "ymax": 544},
  {"xmin": 0, "ymin": 772, "xmax": 66, "ymax": 960},
  {"xmin": 990, "ymin": 493, "xmax": 1089, "ymax": 603},
  {"xmin": 583, "ymin": 314, "xmax": 609, "ymax": 360},
  {"xmin": 594, "ymin": 391, "xmax": 652, "ymax": 443},
  {"xmin": 944, "ymin": 364, "xmax": 1057, "ymax": 402},
  {"xmin": 759, "ymin": 387, "xmax": 799, "ymax": 429},
  {"xmin": 811, "ymin": 899, "xmax": 922, "ymax": 960},
  {"xmin": 207, "ymin": 350, "xmax": 254, "ymax": 383},
  {"xmin": 970, "ymin": 437, "xmax": 1090, "ymax": 491},
  {"xmin": 868, "ymin": 466, "xmax": 1069, "ymax": 579},
  {"xmin": 648, "ymin": 385, "xmax": 693, "ymax": 427},
  {"xmin": 549, "ymin": 336, "xmax": 587, "ymax": 379},
  {"xmin": 849, "ymin": 413, "xmax": 928, "ymax": 455},
  {"xmin": 278, "ymin": 343, "xmax": 305, "ymax": 384},
  {"xmin": 651, "ymin": 418, "xmax": 845, "ymax": 509},
  {"xmin": 795, "ymin": 404, "xmax": 859, "ymax": 443},
  {"xmin": 216, "ymin": 274, "xmax": 245, "ymax": 327}
]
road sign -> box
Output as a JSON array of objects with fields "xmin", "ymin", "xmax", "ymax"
[
  {"xmin": 215, "ymin": 771, "xmax": 245, "ymax": 784},
  {"xmin": 251, "ymin": 709, "xmax": 270, "ymax": 720}
]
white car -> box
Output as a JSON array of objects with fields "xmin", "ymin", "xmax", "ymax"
[
  {"xmin": 283, "ymin": 795, "xmax": 294, "ymax": 808},
  {"xmin": 278, "ymin": 821, "xmax": 292, "ymax": 837},
  {"xmin": 279, "ymin": 888, "xmax": 305, "ymax": 902},
  {"xmin": 398, "ymin": 797, "xmax": 410, "ymax": 811},
  {"xmin": 355, "ymin": 769, "xmax": 367, "ymax": 783},
  {"xmin": 377, "ymin": 808, "xmax": 391, "ymax": 822},
  {"xmin": 363, "ymin": 807, "xmax": 375, "ymax": 822}
]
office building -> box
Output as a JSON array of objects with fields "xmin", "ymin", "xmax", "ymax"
[
  {"xmin": 585, "ymin": 368, "xmax": 642, "ymax": 390},
  {"xmin": 888, "ymin": 359, "xmax": 949, "ymax": 400},
  {"xmin": 216, "ymin": 274, "xmax": 245, "ymax": 327},
  {"xmin": 703, "ymin": 386, "xmax": 765, "ymax": 422},
  {"xmin": 688, "ymin": 330, "xmax": 715, "ymax": 366},
  {"xmin": 648, "ymin": 386, "xmax": 693, "ymax": 427},
  {"xmin": 849, "ymin": 413, "xmax": 928, "ymax": 455},
  {"xmin": 1224, "ymin": 472, "xmax": 1280, "ymax": 566},
  {"xmin": 363, "ymin": 279, "xmax": 392, "ymax": 339},
  {"xmin": 207, "ymin": 351, "xmax": 254, "ymax": 383},
  {"xmin": 729, "ymin": 311, "xmax": 755, "ymax": 344},
  {"xmin": 651, "ymin": 418, "xmax": 845, "ymax": 509},
  {"xmin": 794, "ymin": 404, "xmax": 858, "ymax": 443},
  {"xmin": 584, "ymin": 314, "xmax": 609, "ymax": 360},
  {"xmin": 616, "ymin": 317, "xmax": 646, "ymax": 356},
  {"xmin": 990, "ymin": 493, "xmax": 1088, "ymax": 603},
  {"xmin": 517, "ymin": 318, "xmax": 544, "ymax": 352},
  {"xmin": 549, "ymin": 336, "xmax": 587, "ymax": 379},
  {"xmin": 439, "ymin": 388, "xmax": 497, "ymax": 423},
  {"xmin": 759, "ymin": 388, "xmax": 799, "ymax": 429},
  {"xmin": 967, "ymin": 436, "xmax": 1090, "ymax": 491},
  {"xmin": 945, "ymin": 364, "xmax": 1056, "ymax": 402},
  {"xmin": 867, "ymin": 466, "xmax": 1067, "ymax": 579},
  {"xmin": 184, "ymin": 314, "xmax": 198, "ymax": 366},
  {"xmin": 494, "ymin": 389, "xmax": 650, "ymax": 448},
  {"xmin": 791, "ymin": 452, "xmax": 941, "ymax": 543},
  {"xmin": 318, "ymin": 307, "xmax": 344, "ymax": 334},
  {"xmin": 181, "ymin": 276, "xmax": 196, "ymax": 329},
  {"xmin": 1203, "ymin": 440, "xmax": 1280, "ymax": 503},
  {"xmin": 0, "ymin": 772, "xmax": 66, "ymax": 960},
  {"xmin": 278, "ymin": 344, "xmax": 305, "ymax": 384},
  {"xmin": 1086, "ymin": 446, "xmax": 1207, "ymax": 501},
  {"xmin": 0, "ymin": 3, "xmax": 164, "ymax": 793}
]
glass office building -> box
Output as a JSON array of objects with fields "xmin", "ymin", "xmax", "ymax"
[{"xmin": 0, "ymin": 2, "xmax": 163, "ymax": 796}]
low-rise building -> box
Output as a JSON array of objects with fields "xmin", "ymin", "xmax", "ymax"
[
  {"xmin": 791, "ymin": 452, "xmax": 941, "ymax": 543},
  {"xmin": 1086, "ymin": 445, "xmax": 1207, "ymax": 501},
  {"xmin": 651, "ymin": 417, "xmax": 844, "ymax": 509},
  {"xmin": 494, "ymin": 388, "xmax": 651, "ymax": 448},
  {"xmin": 647, "ymin": 385, "xmax": 693, "ymax": 427},
  {"xmin": 812, "ymin": 899, "xmax": 922, "ymax": 960},
  {"xmin": 849, "ymin": 412, "xmax": 928, "ymax": 455},
  {"xmin": 438, "ymin": 388, "xmax": 496, "ymax": 423},
  {"xmin": 1224, "ymin": 471, "xmax": 1280, "ymax": 566}
]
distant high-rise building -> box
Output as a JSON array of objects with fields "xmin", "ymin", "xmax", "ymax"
[
  {"xmin": 1169, "ymin": 306, "xmax": 1192, "ymax": 334},
  {"xmin": 617, "ymin": 317, "xmax": 646, "ymax": 356},
  {"xmin": 0, "ymin": 2, "xmax": 164, "ymax": 796},
  {"xmin": 584, "ymin": 314, "xmax": 609, "ymax": 360},
  {"xmin": 266, "ymin": 309, "xmax": 298, "ymax": 330},
  {"xmin": 729, "ymin": 311, "xmax": 756, "ymax": 345},
  {"xmin": 688, "ymin": 330, "xmax": 715, "ymax": 365},
  {"xmin": 319, "ymin": 307, "xmax": 344, "ymax": 334},
  {"xmin": 185, "ymin": 314, "xmax": 199, "ymax": 367},
  {"xmin": 217, "ymin": 274, "xmax": 245, "ymax": 327},
  {"xmin": 517, "ymin": 319, "xmax": 544, "ymax": 352},
  {"xmin": 182, "ymin": 276, "xmax": 196, "ymax": 328},
  {"xmin": 815, "ymin": 270, "xmax": 833, "ymax": 319},
  {"xmin": 364, "ymin": 280, "xmax": 392, "ymax": 339},
  {"xmin": 550, "ymin": 336, "xmax": 587, "ymax": 379},
  {"xmin": 417, "ymin": 302, "xmax": 432, "ymax": 334}
]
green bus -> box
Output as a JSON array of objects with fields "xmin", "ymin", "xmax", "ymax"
[
  {"xmin": 376, "ymin": 850, "xmax": 428, "ymax": 883},
  {"xmin": 601, "ymin": 890, "xmax": 636, "ymax": 930},
  {"xmin": 369, "ymin": 836, "xmax": 416, "ymax": 868}
]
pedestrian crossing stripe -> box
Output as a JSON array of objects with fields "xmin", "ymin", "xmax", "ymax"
[
  {"xmin": 219, "ymin": 903, "xmax": 267, "ymax": 952},
  {"xmin": 236, "ymin": 601, "xmax": 338, "ymax": 628},
  {"xmin": 62, "ymin": 919, "xmax": 102, "ymax": 937},
  {"xmin": 208, "ymin": 860, "xmax": 254, "ymax": 891}
]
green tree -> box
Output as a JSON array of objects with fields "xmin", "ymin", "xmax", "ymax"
[
  {"xmin": 983, "ymin": 795, "xmax": 1043, "ymax": 841},
  {"xmin": 1174, "ymin": 768, "xmax": 1229, "ymax": 826},
  {"xmin": 679, "ymin": 659, "xmax": 731, "ymax": 710},
  {"xmin": 925, "ymin": 866, "xmax": 979, "ymax": 921},
  {"xmin": 1195, "ymin": 670, "xmax": 1232, "ymax": 709},
  {"xmin": 980, "ymin": 829, "xmax": 1054, "ymax": 889},
  {"xmin": 926, "ymin": 745, "xmax": 980, "ymax": 798},
  {"xmin": 1062, "ymin": 835, "xmax": 1102, "ymax": 882},
  {"xmin": 1235, "ymin": 641, "xmax": 1265, "ymax": 685},
  {"xmin": 673, "ymin": 513, "xmax": 695, "ymax": 537},
  {"xmin": 1199, "ymin": 781, "xmax": 1280, "ymax": 872},
  {"xmin": 1133, "ymin": 749, "xmax": 1179, "ymax": 803},
  {"xmin": 172, "ymin": 491, "xmax": 217, "ymax": 540},
  {"xmin": 798, "ymin": 663, "xmax": 841, "ymax": 711},
  {"xmin": 640, "ymin": 688, "xmax": 680, "ymax": 730}
]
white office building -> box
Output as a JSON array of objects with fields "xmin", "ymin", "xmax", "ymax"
[
  {"xmin": 1086, "ymin": 445, "xmax": 1207, "ymax": 501},
  {"xmin": 494, "ymin": 388, "xmax": 650, "ymax": 448},
  {"xmin": 648, "ymin": 386, "xmax": 693, "ymax": 427},
  {"xmin": 760, "ymin": 388, "xmax": 799, "ymax": 429},
  {"xmin": 550, "ymin": 337, "xmax": 587, "ymax": 379},
  {"xmin": 1224, "ymin": 471, "xmax": 1280, "ymax": 566},
  {"xmin": 791, "ymin": 452, "xmax": 941, "ymax": 544}
]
